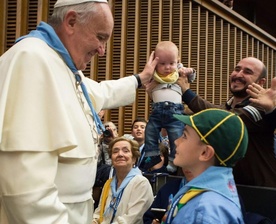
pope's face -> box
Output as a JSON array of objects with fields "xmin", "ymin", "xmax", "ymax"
[{"xmin": 67, "ymin": 3, "xmax": 114, "ymax": 70}]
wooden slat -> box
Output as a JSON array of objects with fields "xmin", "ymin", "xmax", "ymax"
[
  {"xmin": 37, "ymin": 0, "xmax": 50, "ymax": 24},
  {"xmin": 0, "ymin": 0, "xmax": 7, "ymax": 53},
  {"xmin": 6, "ymin": 0, "xmax": 17, "ymax": 49}
]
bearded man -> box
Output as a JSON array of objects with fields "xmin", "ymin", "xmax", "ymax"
[{"xmin": 176, "ymin": 57, "xmax": 276, "ymax": 187}]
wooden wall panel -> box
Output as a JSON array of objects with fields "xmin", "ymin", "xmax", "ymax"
[
  {"xmin": 6, "ymin": 0, "xmax": 17, "ymax": 49},
  {"xmin": 27, "ymin": 0, "xmax": 38, "ymax": 33},
  {"xmin": 1, "ymin": 0, "xmax": 275, "ymax": 136},
  {"xmin": 0, "ymin": 0, "xmax": 7, "ymax": 53}
]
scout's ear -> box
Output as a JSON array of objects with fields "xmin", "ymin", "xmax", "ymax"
[{"xmin": 199, "ymin": 144, "xmax": 215, "ymax": 163}]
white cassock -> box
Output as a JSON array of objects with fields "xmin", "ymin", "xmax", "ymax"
[{"xmin": 0, "ymin": 37, "xmax": 137, "ymax": 224}]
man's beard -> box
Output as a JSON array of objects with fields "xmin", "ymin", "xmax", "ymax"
[
  {"xmin": 229, "ymin": 77, "xmax": 249, "ymax": 98},
  {"xmin": 230, "ymin": 87, "xmax": 249, "ymax": 98}
]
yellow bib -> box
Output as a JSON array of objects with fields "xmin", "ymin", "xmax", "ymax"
[{"xmin": 153, "ymin": 69, "xmax": 179, "ymax": 84}]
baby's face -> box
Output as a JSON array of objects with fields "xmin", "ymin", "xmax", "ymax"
[{"xmin": 155, "ymin": 49, "xmax": 178, "ymax": 76}]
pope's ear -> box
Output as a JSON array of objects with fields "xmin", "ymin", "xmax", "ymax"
[
  {"xmin": 199, "ymin": 144, "xmax": 215, "ymax": 162},
  {"xmin": 63, "ymin": 11, "xmax": 78, "ymax": 32}
]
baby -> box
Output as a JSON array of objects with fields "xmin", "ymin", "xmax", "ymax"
[{"xmin": 143, "ymin": 41, "xmax": 196, "ymax": 173}]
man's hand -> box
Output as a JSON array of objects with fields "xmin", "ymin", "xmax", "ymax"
[
  {"xmin": 138, "ymin": 51, "xmax": 159, "ymax": 85},
  {"xmin": 247, "ymin": 77, "xmax": 276, "ymax": 113},
  {"xmin": 177, "ymin": 67, "xmax": 193, "ymax": 93},
  {"xmin": 144, "ymin": 79, "xmax": 158, "ymax": 99}
]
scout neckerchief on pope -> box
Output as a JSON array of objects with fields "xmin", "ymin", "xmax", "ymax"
[{"xmin": 15, "ymin": 21, "xmax": 105, "ymax": 135}]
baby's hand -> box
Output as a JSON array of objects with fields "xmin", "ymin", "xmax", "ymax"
[
  {"xmin": 178, "ymin": 64, "xmax": 196, "ymax": 83},
  {"xmin": 182, "ymin": 67, "xmax": 194, "ymax": 75}
]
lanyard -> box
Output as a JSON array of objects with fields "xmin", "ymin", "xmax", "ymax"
[
  {"xmin": 75, "ymin": 73, "xmax": 105, "ymax": 134},
  {"xmin": 109, "ymin": 189, "xmax": 124, "ymax": 223}
]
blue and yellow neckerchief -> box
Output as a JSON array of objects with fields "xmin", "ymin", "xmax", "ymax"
[
  {"xmin": 15, "ymin": 22, "xmax": 105, "ymax": 134},
  {"xmin": 162, "ymin": 188, "xmax": 206, "ymax": 224}
]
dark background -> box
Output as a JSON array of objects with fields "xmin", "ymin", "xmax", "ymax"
[{"xmin": 233, "ymin": 0, "xmax": 276, "ymax": 38}]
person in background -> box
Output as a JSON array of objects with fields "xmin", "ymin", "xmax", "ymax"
[
  {"xmin": 130, "ymin": 118, "xmax": 147, "ymax": 168},
  {"xmin": 94, "ymin": 121, "xmax": 118, "ymax": 208},
  {"xmin": 143, "ymin": 41, "xmax": 196, "ymax": 174},
  {"xmin": 131, "ymin": 118, "xmax": 147, "ymax": 147},
  {"xmin": 97, "ymin": 121, "xmax": 118, "ymax": 166},
  {"xmin": 177, "ymin": 57, "xmax": 276, "ymax": 187},
  {"xmin": 98, "ymin": 109, "xmax": 106, "ymax": 120},
  {"xmin": 130, "ymin": 118, "xmax": 170, "ymax": 174},
  {"xmin": 0, "ymin": 0, "xmax": 158, "ymax": 223},
  {"xmin": 162, "ymin": 108, "xmax": 248, "ymax": 224},
  {"xmin": 92, "ymin": 137, "xmax": 154, "ymax": 224}
]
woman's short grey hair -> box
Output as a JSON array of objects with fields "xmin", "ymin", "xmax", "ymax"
[
  {"xmin": 48, "ymin": 2, "xmax": 98, "ymax": 27},
  {"xmin": 108, "ymin": 137, "xmax": 141, "ymax": 165}
]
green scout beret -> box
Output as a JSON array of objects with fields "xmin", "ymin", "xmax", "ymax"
[{"xmin": 174, "ymin": 108, "xmax": 248, "ymax": 167}]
